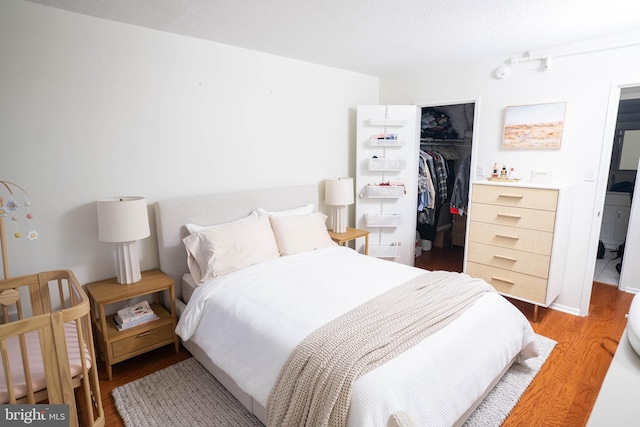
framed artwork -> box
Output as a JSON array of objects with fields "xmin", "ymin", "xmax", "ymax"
[{"xmin": 502, "ymin": 102, "xmax": 566, "ymax": 148}]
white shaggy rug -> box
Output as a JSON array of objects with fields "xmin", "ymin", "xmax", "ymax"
[{"xmin": 113, "ymin": 334, "xmax": 555, "ymax": 427}]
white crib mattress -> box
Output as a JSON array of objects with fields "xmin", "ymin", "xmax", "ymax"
[{"xmin": 0, "ymin": 322, "xmax": 92, "ymax": 403}]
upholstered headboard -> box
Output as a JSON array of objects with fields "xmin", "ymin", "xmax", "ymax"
[{"xmin": 154, "ymin": 185, "xmax": 318, "ymax": 301}]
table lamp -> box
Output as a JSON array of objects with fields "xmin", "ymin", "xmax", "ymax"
[
  {"xmin": 97, "ymin": 196, "xmax": 150, "ymax": 284},
  {"xmin": 325, "ymin": 177, "xmax": 354, "ymax": 233}
]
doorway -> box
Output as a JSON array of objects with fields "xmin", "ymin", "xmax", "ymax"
[
  {"xmin": 414, "ymin": 102, "xmax": 474, "ymax": 272},
  {"xmin": 594, "ymin": 88, "xmax": 640, "ymax": 287}
]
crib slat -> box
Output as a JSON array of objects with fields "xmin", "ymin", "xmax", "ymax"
[
  {"xmin": 57, "ymin": 279, "xmax": 67, "ymax": 310},
  {"xmin": 29, "ymin": 273, "xmax": 52, "ymax": 316},
  {"xmin": 51, "ymin": 311, "xmax": 78, "ymax": 427},
  {"xmin": 0, "ymin": 338, "xmax": 16, "ymax": 404},
  {"xmin": 18, "ymin": 333, "xmax": 35, "ymax": 404}
]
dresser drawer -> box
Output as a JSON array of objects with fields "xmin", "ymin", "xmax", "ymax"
[
  {"xmin": 472, "ymin": 184, "xmax": 558, "ymax": 211},
  {"xmin": 467, "ymin": 242, "xmax": 550, "ymax": 278},
  {"xmin": 468, "ymin": 221, "xmax": 553, "ymax": 255},
  {"xmin": 111, "ymin": 323, "xmax": 174, "ymax": 360},
  {"xmin": 470, "ymin": 202, "xmax": 556, "ymax": 232},
  {"xmin": 467, "ymin": 262, "xmax": 547, "ymax": 303}
]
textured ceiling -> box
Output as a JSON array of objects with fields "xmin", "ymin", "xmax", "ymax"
[{"xmin": 24, "ymin": 0, "xmax": 640, "ymax": 76}]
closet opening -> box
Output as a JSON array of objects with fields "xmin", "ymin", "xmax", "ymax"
[{"xmin": 414, "ymin": 102, "xmax": 474, "ymax": 273}]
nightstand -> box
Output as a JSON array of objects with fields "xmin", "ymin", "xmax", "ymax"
[
  {"xmin": 328, "ymin": 227, "xmax": 370, "ymax": 255},
  {"xmin": 86, "ymin": 269, "xmax": 179, "ymax": 380}
]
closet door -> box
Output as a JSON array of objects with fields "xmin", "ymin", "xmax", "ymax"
[{"xmin": 355, "ymin": 105, "xmax": 421, "ymax": 266}]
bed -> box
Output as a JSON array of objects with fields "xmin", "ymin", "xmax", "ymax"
[{"xmin": 154, "ymin": 184, "xmax": 538, "ymax": 427}]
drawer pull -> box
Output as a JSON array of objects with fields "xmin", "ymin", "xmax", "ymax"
[
  {"xmin": 494, "ymin": 254, "xmax": 517, "ymax": 262},
  {"xmin": 495, "ymin": 233, "xmax": 519, "ymax": 240},
  {"xmin": 498, "ymin": 193, "xmax": 524, "ymax": 199},
  {"xmin": 496, "ymin": 213, "xmax": 522, "ymax": 219},
  {"xmin": 137, "ymin": 331, "xmax": 151, "ymax": 338},
  {"xmin": 492, "ymin": 276, "xmax": 515, "ymax": 285}
]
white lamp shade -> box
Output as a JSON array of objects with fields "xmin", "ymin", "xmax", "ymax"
[
  {"xmin": 97, "ymin": 197, "xmax": 150, "ymax": 243},
  {"xmin": 325, "ymin": 177, "xmax": 354, "ymax": 206}
]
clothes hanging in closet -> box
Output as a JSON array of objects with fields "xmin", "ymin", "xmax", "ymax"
[
  {"xmin": 416, "ymin": 147, "xmax": 459, "ymax": 238},
  {"xmin": 450, "ymin": 153, "xmax": 471, "ymax": 215}
]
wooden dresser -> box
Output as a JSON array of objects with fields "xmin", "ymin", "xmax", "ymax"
[{"xmin": 465, "ymin": 182, "xmax": 573, "ymax": 319}]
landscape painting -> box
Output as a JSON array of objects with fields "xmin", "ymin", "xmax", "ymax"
[{"xmin": 502, "ymin": 102, "xmax": 566, "ymax": 148}]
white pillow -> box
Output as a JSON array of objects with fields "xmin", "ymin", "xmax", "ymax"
[
  {"xmin": 256, "ymin": 204, "xmax": 314, "ymax": 217},
  {"xmin": 183, "ymin": 215, "xmax": 279, "ymax": 282},
  {"xmin": 185, "ymin": 210, "xmax": 258, "ymax": 234},
  {"xmin": 269, "ymin": 213, "xmax": 337, "ymax": 256}
]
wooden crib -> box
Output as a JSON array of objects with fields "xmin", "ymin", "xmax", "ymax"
[{"xmin": 0, "ymin": 270, "xmax": 104, "ymax": 427}]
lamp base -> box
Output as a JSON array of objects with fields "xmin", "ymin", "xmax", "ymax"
[
  {"xmin": 114, "ymin": 241, "xmax": 142, "ymax": 284},
  {"xmin": 331, "ymin": 205, "xmax": 347, "ymax": 234}
]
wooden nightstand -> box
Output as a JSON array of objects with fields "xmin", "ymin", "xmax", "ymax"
[
  {"xmin": 85, "ymin": 269, "xmax": 179, "ymax": 380},
  {"xmin": 328, "ymin": 227, "xmax": 370, "ymax": 255}
]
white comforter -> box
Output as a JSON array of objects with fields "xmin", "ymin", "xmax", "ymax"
[{"xmin": 176, "ymin": 246, "xmax": 537, "ymax": 427}]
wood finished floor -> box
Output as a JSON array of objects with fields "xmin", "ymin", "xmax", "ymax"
[{"xmin": 84, "ymin": 245, "xmax": 634, "ymax": 427}]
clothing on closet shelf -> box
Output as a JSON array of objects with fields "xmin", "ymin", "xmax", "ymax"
[{"xmin": 450, "ymin": 154, "xmax": 471, "ymax": 215}]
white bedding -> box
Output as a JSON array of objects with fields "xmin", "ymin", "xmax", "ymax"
[{"xmin": 176, "ymin": 246, "xmax": 537, "ymax": 426}]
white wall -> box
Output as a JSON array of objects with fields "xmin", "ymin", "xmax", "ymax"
[
  {"xmin": 379, "ymin": 34, "xmax": 640, "ymax": 315},
  {"xmin": 0, "ymin": 0, "xmax": 378, "ymax": 284}
]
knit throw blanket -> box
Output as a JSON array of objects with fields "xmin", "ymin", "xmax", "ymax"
[{"xmin": 266, "ymin": 271, "xmax": 495, "ymax": 427}]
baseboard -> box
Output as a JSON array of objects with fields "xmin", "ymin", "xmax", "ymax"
[
  {"xmin": 548, "ymin": 302, "xmax": 581, "ymax": 317},
  {"xmin": 623, "ymin": 286, "xmax": 640, "ymax": 294}
]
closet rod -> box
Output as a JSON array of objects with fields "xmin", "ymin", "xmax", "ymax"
[{"xmin": 420, "ymin": 141, "xmax": 471, "ymax": 147}]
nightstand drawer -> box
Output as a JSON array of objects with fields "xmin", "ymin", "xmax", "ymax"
[
  {"xmin": 468, "ymin": 221, "xmax": 553, "ymax": 255},
  {"xmin": 470, "ymin": 202, "xmax": 556, "ymax": 232},
  {"xmin": 467, "ymin": 262, "xmax": 547, "ymax": 303},
  {"xmin": 467, "ymin": 242, "xmax": 550, "ymax": 278},
  {"xmin": 111, "ymin": 323, "xmax": 174, "ymax": 360},
  {"xmin": 472, "ymin": 184, "xmax": 558, "ymax": 211}
]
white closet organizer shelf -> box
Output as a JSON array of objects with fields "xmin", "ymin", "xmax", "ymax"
[
  {"xmin": 366, "ymin": 185, "xmax": 405, "ymax": 198},
  {"xmin": 368, "ymin": 158, "xmax": 407, "ymax": 171},
  {"xmin": 366, "ymin": 118, "xmax": 407, "ymax": 126},
  {"xmin": 369, "ymin": 245, "xmax": 401, "ymax": 258},
  {"xmin": 364, "ymin": 213, "xmax": 403, "ymax": 227},
  {"xmin": 367, "ymin": 139, "xmax": 406, "ymax": 147}
]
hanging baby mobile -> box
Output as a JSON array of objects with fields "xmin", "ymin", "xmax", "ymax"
[{"xmin": 0, "ymin": 180, "xmax": 38, "ymax": 241}]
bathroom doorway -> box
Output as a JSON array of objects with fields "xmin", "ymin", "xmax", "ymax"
[{"xmin": 594, "ymin": 87, "xmax": 640, "ymax": 287}]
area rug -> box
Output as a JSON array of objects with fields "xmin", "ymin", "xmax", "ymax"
[{"xmin": 113, "ymin": 334, "xmax": 556, "ymax": 427}]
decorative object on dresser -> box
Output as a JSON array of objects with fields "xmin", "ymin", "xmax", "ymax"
[
  {"xmin": 85, "ymin": 269, "xmax": 179, "ymax": 380},
  {"xmin": 324, "ymin": 177, "xmax": 354, "ymax": 233},
  {"xmin": 465, "ymin": 182, "xmax": 574, "ymax": 321},
  {"xmin": 97, "ymin": 196, "xmax": 150, "ymax": 284}
]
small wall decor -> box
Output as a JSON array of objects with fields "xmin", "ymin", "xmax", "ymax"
[
  {"xmin": 0, "ymin": 180, "xmax": 38, "ymax": 278},
  {"xmin": 502, "ymin": 102, "xmax": 566, "ymax": 148}
]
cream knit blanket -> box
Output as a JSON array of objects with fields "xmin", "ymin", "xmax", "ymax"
[{"xmin": 266, "ymin": 271, "xmax": 494, "ymax": 427}]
